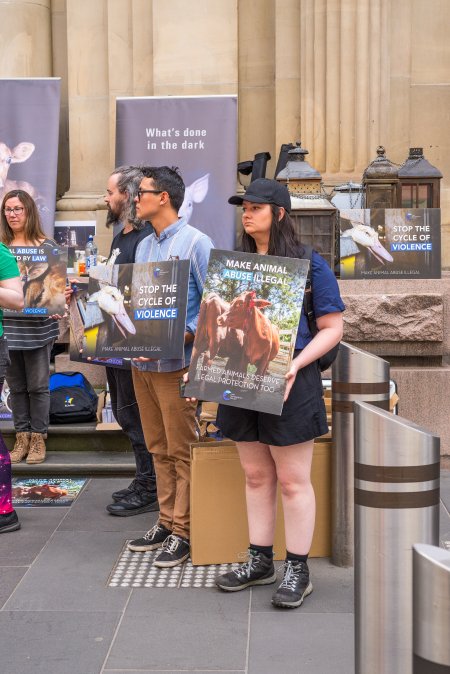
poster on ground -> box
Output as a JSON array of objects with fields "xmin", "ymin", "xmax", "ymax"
[
  {"xmin": 5, "ymin": 242, "xmax": 67, "ymax": 316},
  {"xmin": 339, "ymin": 208, "xmax": 441, "ymax": 279},
  {"xmin": 184, "ymin": 250, "xmax": 310, "ymax": 415},
  {"xmin": 0, "ymin": 78, "xmax": 60, "ymax": 236},
  {"xmin": 83, "ymin": 260, "xmax": 190, "ymax": 359},
  {"xmin": 115, "ymin": 95, "xmax": 237, "ymax": 249},
  {"xmin": 12, "ymin": 478, "xmax": 87, "ymax": 507}
]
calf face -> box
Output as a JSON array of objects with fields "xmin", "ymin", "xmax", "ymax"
[
  {"xmin": 0, "ymin": 141, "xmax": 35, "ymax": 189},
  {"xmin": 217, "ymin": 291, "xmax": 271, "ymax": 329}
]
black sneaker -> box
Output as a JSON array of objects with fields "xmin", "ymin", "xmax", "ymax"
[
  {"xmin": 216, "ymin": 549, "xmax": 276, "ymax": 592},
  {"xmin": 127, "ymin": 523, "xmax": 171, "ymax": 552},
  {"xmin": 112, "ymin": 479, "xmax": 139, "ymax": 502},
  {"xmin": 106, "ymin": 490, "xmax": 159, "ymax": 517},
  {"xmin": 153, "ymin": 534, "xmax": 190, "ymax": 568},
  {"xmin": 0, "ymin": 510, "xmax": 21, "ymax": 534},
  {"xmin": 271, "ymin": 560, "xmax": 313, "ymax": 608}
]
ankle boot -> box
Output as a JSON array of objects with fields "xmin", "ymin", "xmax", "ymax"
[
  {"xmin": 26, "ymin": 433, "xmax": 46, "ymax": 464},
  {"xmin": 9, "ymin": 432, "xmax": 31, "ymax": 463}
]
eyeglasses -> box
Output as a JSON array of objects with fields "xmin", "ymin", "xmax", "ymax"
[
  {"xmin": 4, "ymin": 207, "xmax": 24, "ymax": 215},
  {"xmin": 136, "ymin": 189, "xmax": 163, "ymax": 200}
]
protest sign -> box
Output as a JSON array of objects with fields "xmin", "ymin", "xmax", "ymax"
[
  {"xmin": 83, "ymin": 260, "xmax": 190, "ymax": 359},
  {"xmin": 5, "ymin": 242, "xmax": 67, "ymax": 316},
  {"xmin": 185, "ymin": 250, "xmax": 309, "ymax": 415},
  {"xmin": 340, "ymin": 208, "xmax": 441, "ymax": 279}
]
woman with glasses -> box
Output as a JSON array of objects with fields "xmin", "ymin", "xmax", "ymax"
[{"xmin": 0, "ymin": 190, "xmax": 61, "ymax": 465}]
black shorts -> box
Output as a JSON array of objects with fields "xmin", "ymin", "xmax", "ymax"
[{"xmin": 216, "ymin": 359, "xmax": 328, "ymax": 447}]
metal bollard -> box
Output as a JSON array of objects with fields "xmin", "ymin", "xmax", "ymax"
[
  {"xmin": 354, "ymin": 402, "xmax": 440, "ymax": 674},
  {"xmin": 413, "ymin": 543, "xmax": 450, "ymax": 673},
  {"xmin": 332, "ymin": 342, "xmax": 390, "ymax": 566}
]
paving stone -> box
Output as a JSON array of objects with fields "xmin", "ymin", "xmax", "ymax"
[
  {"xmin": 0, "ymin": 566, "xmax": 27, "ymax": 607},
  {"xmin": 248, "ymin": 612, "xmax": 354, "ymax": 674},
  {"xmin": 4, "ymin": 531, "xmax": 131, "ymax": 612},
  {"xmin": 0, "ymin": 508, "xmax": 66, "ymax": 565},
  {"xmin": 0, "ymin": 610, "xmax": 119, "ymax": 674},
  {"xmin": 106, "ymin": 587, "xmax": 249, "ymax": 671},
  {"xmin": 57, "ymin": 477, "xmax": 159, "ymax": 533}
]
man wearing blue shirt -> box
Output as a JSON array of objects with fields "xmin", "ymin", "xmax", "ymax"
[{"xmin": 127, "ymin": 166, "xmax": 214, "ymax": 567}]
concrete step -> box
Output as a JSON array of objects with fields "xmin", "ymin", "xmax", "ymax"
[
  {"xmin": 11, "ymin": 450, "xmax": 136, "ymax": 477},
  {"xmin": 0, "ymin": 421, "xmax": 129, "ymax": 453}
]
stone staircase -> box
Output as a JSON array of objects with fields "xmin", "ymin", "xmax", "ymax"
[{"xmin": 2, "ymin": 420, "xmax": 136, "ymax": 478}]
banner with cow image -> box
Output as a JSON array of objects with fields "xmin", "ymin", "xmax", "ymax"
[
  {"xmin": 83, "ymin": 259, "xmax": 190, "ymax": 359},
  {"xmin": 4, "ymin": 242, "xmax": 67, "ymax": 316},
  {"xmin": 115, "ymin": 95, "xmax": 237, "ymax": 250},
  {"xmin": 339, "ymin": 208, "xmax": 441, "ymax": 279},
  {"xmin": 184, "ymin": 250, "xmax": 310, "ymax": 415},
  {"xmin": 0, "ymin": 78, "xmax": 60, "ymax": 235}
]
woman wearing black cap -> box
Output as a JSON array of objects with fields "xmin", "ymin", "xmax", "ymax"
[{"xmin": 214, "ymin": 178, "xmax": 345, "ymax": 608}]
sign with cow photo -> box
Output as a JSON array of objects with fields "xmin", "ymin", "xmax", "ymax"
[
  {"xmin": 83, "ymin": 259, "xmax": 190, "ymax": 359},
  {"xmin": 339, "ymin": 208, "xmax": 441, "ymax": 279},
  {"xmin": 5, "ymin": 241, "xmax": 67, "ymax": 316},
  {"xmin": 185, "ymin": 250, "xmax": 310, "ymax": 415}
]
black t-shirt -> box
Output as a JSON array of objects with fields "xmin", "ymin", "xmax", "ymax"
[{"xmin": 108, "ymin": 223, "xmax": 153, "ymax": 263}]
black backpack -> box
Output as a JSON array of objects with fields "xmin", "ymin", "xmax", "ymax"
[
  {"xmin": 301, "ymin": 245, "xmax": 340, "ymax": 372},
  {"xmin": 49, "ymin": 372, "xmax": 98, "ymax": 424}
]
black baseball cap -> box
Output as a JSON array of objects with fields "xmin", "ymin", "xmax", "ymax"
[{"xmin": 228, "ymin": 178, "xmax": 291, "ymax": 213}]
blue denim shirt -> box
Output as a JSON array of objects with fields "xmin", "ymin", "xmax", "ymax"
[{"xmin": 132, "ymin": 217, "xmax": 214, "ymax": 372}]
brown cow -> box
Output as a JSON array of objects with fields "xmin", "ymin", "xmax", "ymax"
[
  {"xmin": 217, "ymin": 290, "xmax": 280, "ymax": 376},
  {"xmin": 191, "ymin": 292, "xmax": 245, "ymax": 371}
]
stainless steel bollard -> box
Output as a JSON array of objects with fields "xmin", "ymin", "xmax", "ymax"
[
  {"xmin": 413, "ymin": 543, "xmax": 450, "ymax": 673},
  {"xmin": 354, "ymin": 402, "xmax": 440, "ymax": 674},
  {"xmin": 332, "ymin": 342, "xmax": 390, "ymax": 566}
]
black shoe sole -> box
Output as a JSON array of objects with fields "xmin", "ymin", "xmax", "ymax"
[
  {"xmin": 271, "ymin": 581, "xmax": 313, "ymax": 608},
  {"xmin": 216, "ymin": 571, "xmax": 277, "ymax": 592},
  {"xmin": 0, "ymin": 522, "xmax": 21, "ymax": 534},
  {"xmin": 106, "ymin": 502, "xmax": 160, "ymax": 517}
]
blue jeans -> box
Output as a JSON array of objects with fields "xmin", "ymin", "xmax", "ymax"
[
  {"xmin": 106, "ymin": 366, "xmax": 156, "ymax": 493},
  {"xmin": 7, "ymin": 341, "xmax": 53, "ymax": 434}
]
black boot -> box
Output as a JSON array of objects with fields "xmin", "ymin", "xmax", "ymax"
[
  {"xmin": 0, "ymin": 510, "xmax": 21, "ymax": 534},
  {"xmin": 271, "ymin": 560, "xmax": 313, "ymax": 608},
  {"xmin": 216, "ymin": 548, "xmax": 276, "ymax": 592},
  {"xmin": 106, "ymin": 488, "xmax": 159, "ymax": 517}
]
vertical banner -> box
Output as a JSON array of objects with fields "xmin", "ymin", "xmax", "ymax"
[
  {"xmin": 0, "ymin": 78, "xmax": 60, "ymax": 236},
  {"xmin": 116, "ymin": 95, "xmax": 237, "ymax": 250}
]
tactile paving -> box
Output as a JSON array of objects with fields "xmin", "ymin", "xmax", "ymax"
[{"xmin": 108, "ymin": 542, "xmax": 241, "ymax": 588}]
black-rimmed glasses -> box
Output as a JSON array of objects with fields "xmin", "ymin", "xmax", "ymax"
[
  {"xmin": 137, "ymin": 189, "xmax": 163, "ymax": 200},
  {"xmin": 4, "ymin": 207, "xmax": 24, "ymax": 215}
]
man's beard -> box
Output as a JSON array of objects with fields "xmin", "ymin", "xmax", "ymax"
[
  {"xmin": 106, "ymin": 204, "xmax": 146, "ymax": 230},
  {"xmin": 105, "ymin": 205, "xmax": 122, "ymax": 229}
]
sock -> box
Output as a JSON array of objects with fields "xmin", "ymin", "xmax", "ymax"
[
  {"xmin": 249, "ymin": 543, "xmax": 273, "ymax": 558},
  {"xmin": 286, "ymin": 550, "xmax": 309, "ymax": 564}
]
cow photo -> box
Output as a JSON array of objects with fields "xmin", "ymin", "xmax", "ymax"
[{"xmin": 185, "ymin": 249, "xmax": 309, "ymax": 415}]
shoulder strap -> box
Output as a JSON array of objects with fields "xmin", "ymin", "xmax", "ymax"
[{"xmin": 300, "ymin": 244, "xmax": 318, "ymax": 338}]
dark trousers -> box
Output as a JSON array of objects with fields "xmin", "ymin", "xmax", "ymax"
[
  {"xmin": 7, "ymin": 342, "xmax": 53, "ymax": 435},
  {"xmin": 0, "ymin": 338, "xmax": 12, "ymax": 514},
  {"xmin": 106, "ymin": 366, "xmax": 156, "ymax": 493}
]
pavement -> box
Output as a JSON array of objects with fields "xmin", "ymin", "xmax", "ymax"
[{"xmin": 1, "ymin": 470, "xmax": 449, "ymax": 674}]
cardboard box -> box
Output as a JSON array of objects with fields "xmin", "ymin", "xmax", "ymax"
[{"xmin": 190, "ymin": 438, "xmax": 331, "ymax": 565}]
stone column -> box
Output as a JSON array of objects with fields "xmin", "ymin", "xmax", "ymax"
[{"xmin": 0, "ymin": 0, "xmax": 52, "ymax": 76}]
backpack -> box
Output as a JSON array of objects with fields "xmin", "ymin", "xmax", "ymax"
[
  {"xmin": 301, "ymin": 245, "xmax": 340, "ymax": 372},
  {"xmin": 49, "ymin": 372, "xmax": 98, "ymax": 424}
]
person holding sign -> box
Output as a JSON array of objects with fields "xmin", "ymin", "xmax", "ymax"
[
  {"xmin": 0, "ymin": 241, "xmax": 24, "ymax": 533},
  {"xmin": 0, "ymin": 190, "xmax": 63, "ymax": 465},
  {"xmin": 127, "ymin": 166, "xmax": 214, "ymax": 568},
  {"xmin": 214, "ymin": 179, "xmax": 344, "ymax": 608}
]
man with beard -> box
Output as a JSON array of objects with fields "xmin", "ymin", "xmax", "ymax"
[{"xmin": 102, "ymin": 166, "xmax": 158, "ymax": 515}]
